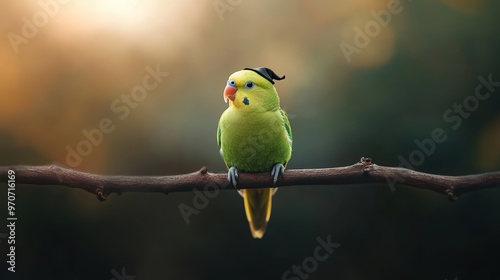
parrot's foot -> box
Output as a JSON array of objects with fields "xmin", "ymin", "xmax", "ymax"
[
  {"xmin": 271, "ymin": 163, "xmax": 285, "ymax": 185},
  {"xmin": 227, "ymin": 166, "xmax": 239, "ymax": 187},
  {"xmin": 228, "ymin": 167, "xmax": 244, "ymax": 197}
]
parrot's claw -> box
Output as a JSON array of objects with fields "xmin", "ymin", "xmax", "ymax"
[
  {"xmin": 271, "ymin": 163, "xmax": 285, "ymax": 185},
  {"xmin": 228, "ymin": 166, "xmax": 239, "ymax": 187}
]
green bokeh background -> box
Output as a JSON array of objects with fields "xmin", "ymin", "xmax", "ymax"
[{"xmin": 1, "ymin": 0, "xmax": 499, "ymax": 279}]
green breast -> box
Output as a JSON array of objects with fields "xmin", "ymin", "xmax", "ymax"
[{"xmin": 219, "ymin": 109, "xmax": 292, "ymax": 172}]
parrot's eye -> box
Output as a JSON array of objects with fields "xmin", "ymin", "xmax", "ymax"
[
  {"xmin": 227, "ymin": 80, "xmax": 236, "ymax": 87},
  {"xmin": 244, "ymin": 81, "xmax": 255, "ymax": 89}
]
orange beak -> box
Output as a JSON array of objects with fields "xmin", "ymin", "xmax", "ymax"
[{"xmin": 224, "ymin": 85, "xmax": 237, "ymax": 103}]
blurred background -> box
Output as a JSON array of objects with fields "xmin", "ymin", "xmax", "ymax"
[{"xmin": 1, "ymin": 0, "xmax": 500, "ymax": 279}]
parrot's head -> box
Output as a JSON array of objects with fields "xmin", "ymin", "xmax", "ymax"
[{"xmin": 223, "ymin": 67, "xmax": 285, "ymax": 112}]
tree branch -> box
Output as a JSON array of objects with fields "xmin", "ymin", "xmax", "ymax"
[{"xmin": 1, "ymin": 158, "xmax": 499, "ymax": 202}]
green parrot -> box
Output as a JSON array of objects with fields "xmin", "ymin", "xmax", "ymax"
[{"xmin": 217, "ymin": 67, "xmax": 292, "ymax": 239}]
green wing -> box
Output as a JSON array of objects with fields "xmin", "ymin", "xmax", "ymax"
[
  {"xmin": 279, "ymin": 108, "xmax": 292, "ymax": 142},
  {"xmin": 217, "ymin": 122, "xmax": 222, "ymax": 150}
]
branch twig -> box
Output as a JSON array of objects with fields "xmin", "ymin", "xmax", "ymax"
[{"xmin": 1, "ymin": 158, "xmax": 498, "ymax": 202}]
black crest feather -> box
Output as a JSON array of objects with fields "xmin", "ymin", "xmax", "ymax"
[{"xmin": 243, "ymin": 67, "xmax": 285, "ymax": 85}]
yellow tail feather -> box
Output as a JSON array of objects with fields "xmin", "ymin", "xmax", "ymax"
[{"xmin": 243, "ymin": 188, "xmax": 273, "ymax": 239}]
